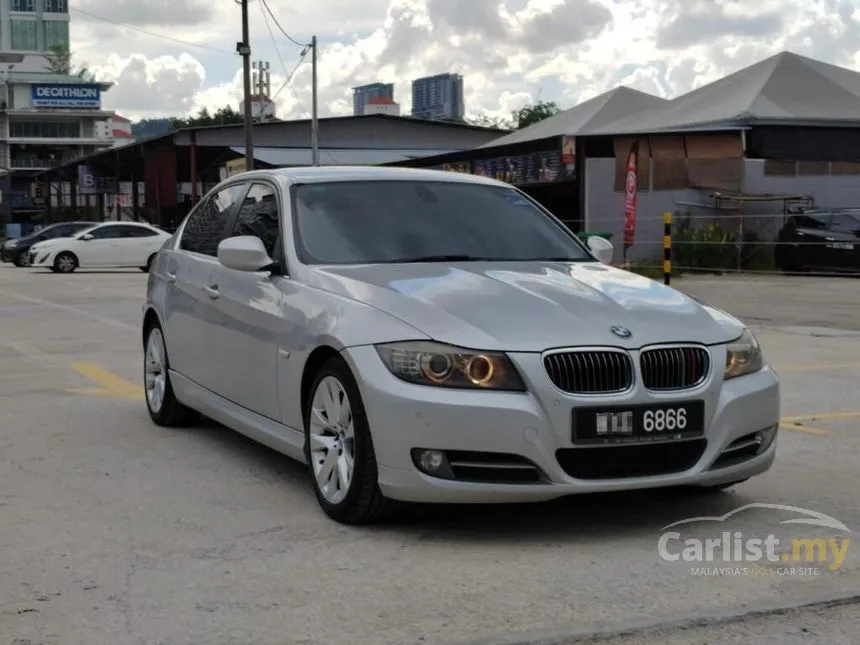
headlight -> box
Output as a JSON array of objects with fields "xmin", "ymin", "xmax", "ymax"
[
  {"xmin": 724, "ymin": 329, "xmax": 764, "ymax": 379},
  {"xmin": 375, "ymin": 341, "xmax": 526, "ymax": 391},
  {"xmin": 5, "ymin": 240, "xmax": 16, "ymax": 248}
]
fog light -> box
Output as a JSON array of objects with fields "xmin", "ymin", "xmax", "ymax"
[
  {"xmin": 411, "ymin": 448, "xmax": 455, "ymax": 479},
  {"xmin": 756, "ymin": 424, "xmax": 778, "ymax": 454},
  {"xmin": 419, "ymin": 449, "xmax": 445, "ymax": 471}
]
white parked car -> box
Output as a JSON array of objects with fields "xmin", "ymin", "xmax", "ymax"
[
  {"xmin": 29, "ymin": 221, "xmax": 171, "ymax": 273},
  {"xmin": 141, "ymin": 167, "xmax": 780, "ymax": 525}
]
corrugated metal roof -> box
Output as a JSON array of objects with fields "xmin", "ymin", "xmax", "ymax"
[
  {"xmin": 587, "ymin": 51, "xmax": 860, "ymax": 136},
  {"xmin": 478, "ymin": 86, "xmax": 668, "ymax": 147},
  {"xmin": 5, "ymin": 71, "xmax": 113, "ymax": 88},
  {"xmin": 230, "ymin": 146, "xmax": 460, "ymax": 166}
]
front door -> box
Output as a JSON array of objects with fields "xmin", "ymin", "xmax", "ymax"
[
  {"xmin": 206, "ymin": 181, "xmax": 285, "ymax": 421},
  {"xmin": 166, "ymin": 182, "xmax": 249, "ymax": 388}
]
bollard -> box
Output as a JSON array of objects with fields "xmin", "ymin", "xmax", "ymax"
[{"xmin": 663, "ymin": 211, "xmax": 672, "ymax": 285}]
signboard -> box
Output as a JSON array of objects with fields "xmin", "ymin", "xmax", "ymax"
[
  {"xmin": 78, "ymin": 165, "xmax": 96, "ymax": 194},
  {"xmin": 31, "ymin": 83, "xmax": 101, "ymax": 109},
  {"xmin": 434, "ymin": 149, "xmax": 565, "ymax": 185},
  {"xmin": 224, "ymin": 158, "xmax": 246, "ymax": 178}
]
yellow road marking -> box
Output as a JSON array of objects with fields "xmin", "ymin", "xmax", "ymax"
[
  {"xmin": 68, "ymin": 362, "xmax": 144, "ymax": 400},
  {"xmin": 780, "ymin": 411, "xmax": 860, "ymax": 422},
  {"xmin": 775, "ymin": 361, "xmax": 860, "ymax": 373},
  {"xmin": 778, "ymin": 423, "xmax": 830, "ymax": 435}
]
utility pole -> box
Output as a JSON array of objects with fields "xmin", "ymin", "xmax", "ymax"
[
  {"xmin": 237, "ymin": 0, "xmax": 254, "ymax": 171},
  {"xmin": 311, "ymin": 35, "xmax": 319, "ymax": 166}
]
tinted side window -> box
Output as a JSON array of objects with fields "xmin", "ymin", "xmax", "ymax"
[
  {"xmin": 180, "ymin": 184, "xmax": 247, "ymax": 255},
  {"xmin": 88, "ymin": 225, "xmax": 126, "ymax": 239},
  {"xmin": 792, "ymin": 213, "xmax": 830, "ymax": 229},
  {"xmin": 830, "ymin": 213, "xmax": 860, "ymax": 234},
  {"xmin": 231, "ymin": 183, "xmax": 280, "ymax": 256},
  {"xmin": 122, "ymin": 226, "xmax": 158, "ymax": 237}
]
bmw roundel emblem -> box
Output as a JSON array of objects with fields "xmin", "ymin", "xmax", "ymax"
[{"xmin": 610, "ymin": 325, "xmax": 632, "ymax": 338}]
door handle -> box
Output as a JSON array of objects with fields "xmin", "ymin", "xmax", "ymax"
[
  {"xmin": 165, "ymin": 271, "xmax": 176, "ymax": 283},
  {"xmin": 203, "ymin": 285, "xmax": 219, "ymax": 299}
]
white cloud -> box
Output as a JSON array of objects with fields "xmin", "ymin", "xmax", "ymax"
[{"xmin": 67, "ymin": 0, "xmax": 860, "ymax": 122}]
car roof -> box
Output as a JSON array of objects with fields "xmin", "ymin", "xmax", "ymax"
[{"xmin": 227, "ymin": 165, "xmax": 510, "ymax": 188}]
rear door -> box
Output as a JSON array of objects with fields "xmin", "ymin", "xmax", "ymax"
[
  {"xmin": 166, "ymin": 182, "xmax": 249, "ymax": 388},
  {"xmin": 113, "ymin": 224, "xmax": 166, "ymax": 266}
]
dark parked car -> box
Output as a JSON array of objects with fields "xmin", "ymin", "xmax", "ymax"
[
  {"xmin": 1, "ymin": 221, "xmax": 94, "ymax": 267},
  {"xmin": 775, "ymin": 208, "xmax": 860, "ymax": 273}
]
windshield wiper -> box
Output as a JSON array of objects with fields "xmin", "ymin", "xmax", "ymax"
[{"xmin": 398, "ymin": 254, "xmax": 497, "ymax": 263}]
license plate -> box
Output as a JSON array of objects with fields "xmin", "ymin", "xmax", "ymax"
[{"xmin": 572, "ymin": 400, "xmax": 705, "ymax": 445}]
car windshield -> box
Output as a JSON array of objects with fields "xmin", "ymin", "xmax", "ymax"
[{"xmin": 291, "ymin": 179, "xmax": 591, "ymax": 264}]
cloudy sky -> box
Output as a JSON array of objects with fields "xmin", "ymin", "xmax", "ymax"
[{"xmin": 71, "ymin": 0, "xmax": 860, "ymax": 123}]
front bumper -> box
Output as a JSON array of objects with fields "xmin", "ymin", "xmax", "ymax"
[
  {"xmin": 341, "ymin": 345, "xmax": 780, "ymax": 504},
  {"xmin": 29, "ymin": 250, "xmax": 53, "ymax": 267}
]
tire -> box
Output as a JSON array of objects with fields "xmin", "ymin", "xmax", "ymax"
[
  {"xmin": 303, "ymin": 355, "xmax": 395, "ymax": 524},
  {"xmin": 140, "ymin": 254, "xmax": 156, "ymax": 273},
  {"xmin": 143, "ymin": 321, "xmax": 196, "ymax": 426},
  {"xmin": 53, "ymin": 251, "xmax": 78, "ymax": 273}
]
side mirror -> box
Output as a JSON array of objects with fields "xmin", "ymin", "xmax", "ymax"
[
  {"xmin": 587, "ymin": 235, "xmax": 614, "ymax": 264},
  {"xmin": 79, "ymin": 233, "xmax": 94, "ymax": 241},
  {"xmin": 217, "ymin": 235, "xmax": 274, "ymax": 272}
]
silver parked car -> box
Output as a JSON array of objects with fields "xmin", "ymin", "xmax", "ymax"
[{"xmin": 141, "ymin": 166, "xmax": 780, "ymax": 524}]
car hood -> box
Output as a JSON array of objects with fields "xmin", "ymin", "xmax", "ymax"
[{"xmin": 305, "ymin": 261, "xmax": 745, "ymax": 352}]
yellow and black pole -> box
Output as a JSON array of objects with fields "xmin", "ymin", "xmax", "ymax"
[{"xmin": 663, "ymin": 211, "xmax": 672, "ymax": 285}]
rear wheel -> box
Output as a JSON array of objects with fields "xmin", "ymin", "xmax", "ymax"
[
  {"xmin": 140, "ymin": 254, "xmax": 156, "ymax": 272},
  {"xmin": 303, "ymin": 356, "xmax": 395, "ymax": 524},
  {"xmin": 144, "ymin": 322, "xmax": 195, "ymax": 426},
  {"xmin": 53, "ymin": 251, "xmax": 78, "ymax": 273}
]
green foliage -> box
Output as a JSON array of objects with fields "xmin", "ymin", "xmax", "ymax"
[
  {"xmin": 171, "ymin": 106, "xmax": 244, "ymax": 129},
  {"xmin": 512, "ymin": 100, "xmax": 562, "ymax": 129},
  {"xmin": 44, "ymin": 45, "xmax": 73, "ymax": 75},
  {"xmin": 464, "ymin": 114, "xmax": 513, "ymax": 130},
  {"xmin": 671, "ymin": 210, "xmax": 775, "ymax": 272}
]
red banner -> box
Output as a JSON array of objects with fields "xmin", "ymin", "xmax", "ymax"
[{"xmin": 622, "ymin": 140, "xmax": 640, "ymax": 249}]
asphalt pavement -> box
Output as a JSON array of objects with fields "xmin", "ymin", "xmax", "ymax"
[{"xmin": 1, "ymin": 266, "xmax": 858, "ymax": 645}]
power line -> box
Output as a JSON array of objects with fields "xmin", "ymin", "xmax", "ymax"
[
  {"xmin": 258, "ymin": 0, "xmax": 289, "ymax": 76},
  {"xmin": 270, "ymin": 46, "xmax": 310, "ymax": 103},
  {"xmin": 259, "ymin": 0, "xmax": 311, "ymax": 48},
  {"xmin": 70, "ymin": 7, "xmax": 235, "ymax": 55}
]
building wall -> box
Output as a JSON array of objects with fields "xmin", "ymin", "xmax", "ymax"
[
  {"xmin": 585, "ymin": 157, "xmax": 696, "ymax": 263},
  {"xmin": 411, "ymin": 73, "xmax": 464, "ymax": 121},
  {"xmin": 364, "ymin": 102, "xmax": 400, "ymax": 116}
]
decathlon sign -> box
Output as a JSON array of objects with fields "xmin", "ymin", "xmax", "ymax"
[{"xmin": 31, "ymin": 83, "xmax": 101, "ymax": 108}]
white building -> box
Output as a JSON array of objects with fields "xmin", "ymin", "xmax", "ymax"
[
  {"xmin": 240, "ymin": 94, "xmax": 277, "ymax": 122},
  {"xmin": 363, "ymin": 96, "xmax": 400, "ymax": 116}
]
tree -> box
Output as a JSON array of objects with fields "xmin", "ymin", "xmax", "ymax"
[
  {"xmin": 171, "ymin": 106, "xmax": 245, "ymax": 129},
  {"xmin": 511, "ymin": 100, "xmax": 562, "ymax": 129},
  {"xmin": 466, "ymin": 114, "xmax": 514, "ymax": 130},
  {"xmin": 44, "ymin": 45, "xmax": 73, "ymax": 75}
]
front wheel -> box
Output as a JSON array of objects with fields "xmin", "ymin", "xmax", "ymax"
[
  {"xmin": 140, "ymin": 254, "xmax": 156, "ymax": 273},
  {"xmin": 304, "ymin": 356, "xmax": 395, "ymax": 524},
  {"xmin": 53, "ymin": 251, "xmax": 78, "ymax": 273}
]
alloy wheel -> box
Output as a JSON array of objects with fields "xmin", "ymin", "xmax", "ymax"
[
  {"xmin": 308, "ymin": 376, "xmax": 355, "ymax": 505},
  {"xmin": 144, "ymin": 327, "xmax": 167, "ymax": 413}
]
